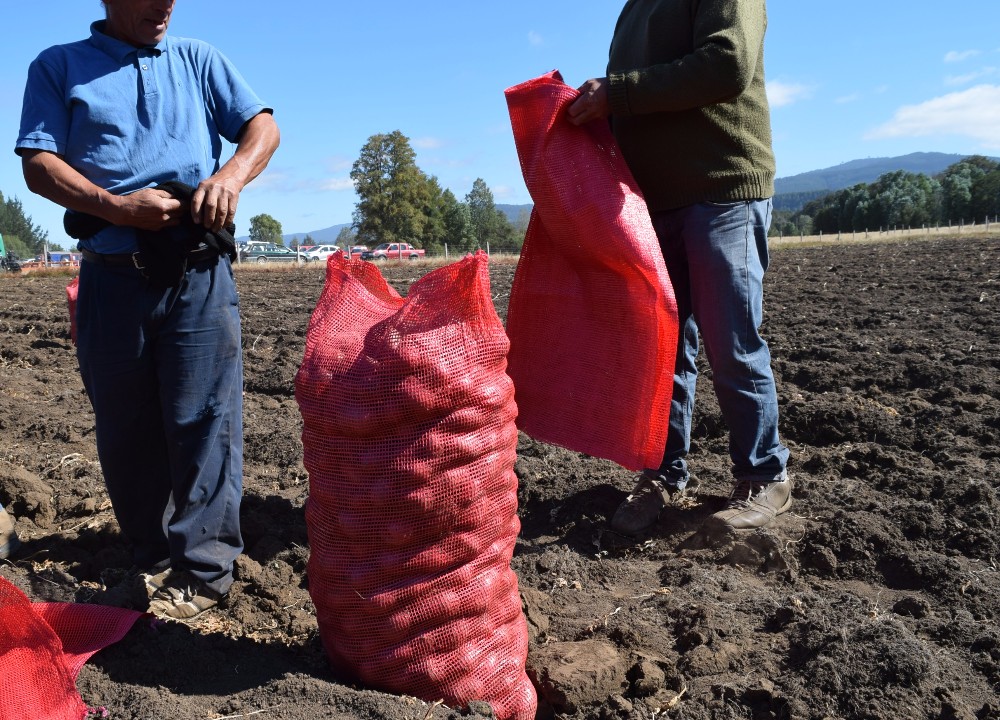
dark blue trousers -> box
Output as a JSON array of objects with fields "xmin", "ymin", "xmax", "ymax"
[{"xmin": 76, "ymin": 255, "xmax": 243, "ymax": 594}]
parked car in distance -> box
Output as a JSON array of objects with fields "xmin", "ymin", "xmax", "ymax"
[
  {"xmin": 361, "ymin": 242, "xmax": 425, "ymax": 262},
  {"xmin": 239, "ymin": 242, "xmax": 302, "ymax": 264},
  {"xmin": 302, "ymin": 244, "xmax": 343, "ymax": 262},
  {"xmin": 349, "ymin": 245, "xmax": 369, "ymax": 260}
]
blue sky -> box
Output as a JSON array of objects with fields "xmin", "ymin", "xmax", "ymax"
[{"xmin": 2, "ymin": 1, "xmax": 998, "ymax": 248}]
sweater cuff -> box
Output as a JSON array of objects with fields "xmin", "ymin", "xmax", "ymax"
[{"xmin": 607, "ymin": 73, "xmax": 631, "ymax": 116}]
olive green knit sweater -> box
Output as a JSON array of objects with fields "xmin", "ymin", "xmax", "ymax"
[{"xmin": 607, "ymin": 0, "xmax": 775, "ymax": 212}]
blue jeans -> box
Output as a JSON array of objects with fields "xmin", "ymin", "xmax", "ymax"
[
  {"xmin": 649, "ymin": 199, "xmax": 788, "ymax": 488},
  {"xmin": 76, "ymin": 255, "xmax": 244, "ymax": 594}
]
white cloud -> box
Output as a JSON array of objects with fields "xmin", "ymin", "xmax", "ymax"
[
  {"xmin": 945, "ymin": 67, "xmax": 997, "ymax": 86},
  {"xmin": 528, "ymin": 31, "xmax": 543, "ymax": 47},
  {"xmin": 766, "ymin": 80, "xmax": 811, "ymax": 108},
  {"xmin": 319, "ymin": 178, "xmax": 356, "ymax": 192},
  {"xmin": 866, "ymin": 84, "xmax": 1000, "ymax": 148},
  {"xmin": 412, "ymin": 136, "xmax": 444, "ymax": 150},
  {"xmin": 944, "ymin": 50, "xmax": 980, "ymax": 63},
  {"xmin": 324, "ymin": 156, "xmax": 354, "ymax": 173}
]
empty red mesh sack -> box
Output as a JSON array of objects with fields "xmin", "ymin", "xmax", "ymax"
[
  {"xmin": 504, "ymin": 70, "xmax": 678, "ymax": 471},
  {"xmin": 66, "ymin": 276, "xmax": 79, "ymax": 346},
  {"xmin": 0, "ymin": 576, "xmax": 144, "ymax": 720},
  {"xmin": 294, "ymin": 252, "xmax": 536, "ymax": 720}
]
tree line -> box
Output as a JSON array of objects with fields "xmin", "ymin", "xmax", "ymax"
[
  {"xmin": 773, "ymin": 155, "xmax": 1000, "ymax": 237},
  {"xmin": 7, "ymin": 150, "xmax": 999, "ymax": 257},
  {"xmin": 250, "ymin": 130, "xmax": 525, "ymax": 254},
  {"xmin": 0, "ymin": 191, "xmax": 48, "ymax": 258}
]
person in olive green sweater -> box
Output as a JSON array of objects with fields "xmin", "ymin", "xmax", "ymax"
[{"xmin": 569, "ymin": 0, "xmax": 791, "ymax": 535}]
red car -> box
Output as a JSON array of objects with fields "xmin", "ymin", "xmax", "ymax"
[{"xmin": 361, "ymin": 243, "xmax": 425, "ymax": 262}]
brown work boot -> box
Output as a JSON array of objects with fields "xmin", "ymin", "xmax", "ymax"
[
  {"xmin": 708, "ymin": 473, "xmax": 792, "ymax": 530},
  {"xmin": 0, "ymin": 505, "xmax": 21, "ymax": 560},
  {"xmin": 610, "ymin": 474, "xmax": 686, "ymax": 535}
]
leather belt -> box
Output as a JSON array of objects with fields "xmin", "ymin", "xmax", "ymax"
[{"xmin": 81, "ymin": 246, "xmax": 218, "ymax": 270}]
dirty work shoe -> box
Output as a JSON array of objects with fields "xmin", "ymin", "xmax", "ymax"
[
  {"xmin": 140, "ymin": 559, "xmax": 172, "ymax": 600},
  {"xmin": 610, "ymin": 474, "xmax": 684, "ymax": 535},
  {"xmin": 0, "ymin": 506, "xmax": 21, "ymax": 560},
  {"xmin": 148, "ymin": 571, "xmax": 224, "ymax": 620},
  {"xmin": 709, "ymin": 474, "xmax": 792, "ymax": 530}
]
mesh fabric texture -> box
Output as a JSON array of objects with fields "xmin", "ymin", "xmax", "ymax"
[
  {"xmin": 0, "ymin": 576, "xmax": 144, "ymax": 720},
  {"xmin": 67, "ymin": 276, "xmax": 78, "ymax": 345},
  {"xmin": 504, "ymin": 70, "xmax": 678, "ymax": 471},
  {"xmin": 294, "ymin": 252, "xmax": 536, "ymax": 720}
]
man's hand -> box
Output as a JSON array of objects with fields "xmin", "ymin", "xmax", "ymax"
[
  {"xmin": 21, "ymin": 150, "xmax": 185, "ymax": 230},
  {"xmin": 112, "ymin": 188, "xmax": 184, "ymax": 230},
  {"xmin": 192, "ymin": 176, "xmax": 241, "ymax": 232},
  {"xmin": 567, "ymin": 78, "xmax": 611, "ymax": 126},
  {"xmin": 191, "ymin": 112, "xmax": 280, "ymax": 232}
]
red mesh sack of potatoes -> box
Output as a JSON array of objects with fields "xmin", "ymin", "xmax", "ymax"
[
  {"xmin": 294, "ymin": 252, "xmax": 536, "ymax": 720},
  {"xmin": 504, "ymin": 70, "xmax": 678, "ymax": 471},
  {"xmin": 0, "ymin": 576, "xmax": 143, "ymax": 720},
  {"xmin": 66, "ymin": 276, "xmax": 79, "ymax": 345}
]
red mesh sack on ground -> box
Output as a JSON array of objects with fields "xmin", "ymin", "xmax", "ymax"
[
  {"xmin": 294, "ymin": 252, "xmax": 536, "ymax": 720},
  {"xmin": 66, "ymin": 276, "xmax": 79, "ymax": 346},
  {"xmin": 504, "ymin": 70, "xmax": 678, "ymax": 471},
  {"xmin": 0, "ymin": 576, "xmax": 144, "ymax": 720}
]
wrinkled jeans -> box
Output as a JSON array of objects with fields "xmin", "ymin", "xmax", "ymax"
[
  {"xmin": 76, "ymin": 255, "xmax": 244, "ymax": 594},
  {"xmin": 649, "ymin": 199, "xmax": 788, "ymax": 488}
]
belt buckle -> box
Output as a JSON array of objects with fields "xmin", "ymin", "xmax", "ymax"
[{"xmin": 131, "ymin": 252, "xmax": 147, "ymax": 274}]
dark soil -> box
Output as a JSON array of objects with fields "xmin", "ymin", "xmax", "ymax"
[{"xmin": 2, "ymin": 235, "xmax": 999, "ymax": 720}]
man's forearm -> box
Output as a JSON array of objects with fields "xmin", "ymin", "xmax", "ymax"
[
  {"xmin": 21, "ymin": 150, "xmax": 122, "ymax": 223},
  {"xmin": 218, "ymin": 112, "xmax": 281, "ymax": 190},
  {"xmin": 21, "ymin": 150, "xmax": 183, "ymax": 231}
]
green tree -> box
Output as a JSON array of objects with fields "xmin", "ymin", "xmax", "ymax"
[
  {"xmin": 412, "ymin": 175, "xmax": 446, "ymax": 254},
  {"xmin": 440, "ymin": 189, "xmax": 476, "ymax": 253},
  {"xmin": 0, "ymin": 191, "xmax": 48, "ymax": 254},
  {"xmin": 249, "ymin": 213, "xmax": 283, "ymax": 244},
  {"xmin": 937, "ymin": 156, "xmax": 997, "ymax": 224},
  {"xmin": 350, "ymin": 131, "xmax": 431, "ymax": 247},
  {"xmin": 1, "ymin": 233, "xmax": 34, "ymax": 260},
  {"xmin": 335, "ymin": 225, "xmax": 358, "ymax": 247},
  {"xmin": 466, "ymin": 178, "xmax": 519, "ymax": 253},
  {"xmin": 970, "ymin": 168, "xmax": 1000, "ymax": 220},
  {"xmin": 869, "ymin": 171, "xmax": 941, "ymax": 228}
]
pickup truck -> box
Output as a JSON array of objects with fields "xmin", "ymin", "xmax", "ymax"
[{"xmin": 361, "ymin": 242, "xmax": 425, "ymax": 262}]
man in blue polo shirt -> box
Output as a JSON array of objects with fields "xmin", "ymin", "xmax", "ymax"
[{"xmin": 15, "ymin": 0, "xmax": 280, "ymax": 620}]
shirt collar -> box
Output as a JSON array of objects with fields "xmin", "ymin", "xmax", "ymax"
[{"xmin": 89, "ymin": 20, "xmax": 166, "ymax": 62}]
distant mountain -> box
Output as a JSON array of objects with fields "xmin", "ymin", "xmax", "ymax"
[
  {"xmin": 497, "ymin": 204, "xmax": 533, "ymax": 223},
  {"xmin": 773, "ymin": 152, "xmax": 999, "ymax": 212}
]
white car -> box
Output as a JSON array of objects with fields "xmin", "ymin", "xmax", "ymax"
[{"xmin": 303, "ymin": 244, "xmax": 343, "ymax": 262}]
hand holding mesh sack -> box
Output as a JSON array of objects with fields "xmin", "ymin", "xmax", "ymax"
[
  {"xmin": 294, "ymin": 252, "xmax": 536, "ymax": 720},
  {"xmin": 504, "ymin": 70, "xmax": 678, "ymax": 470}
]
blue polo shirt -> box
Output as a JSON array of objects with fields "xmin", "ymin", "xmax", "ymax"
[{"xmin": 16, "ymin": 21, "xmax": 270, "ymax": 253}]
